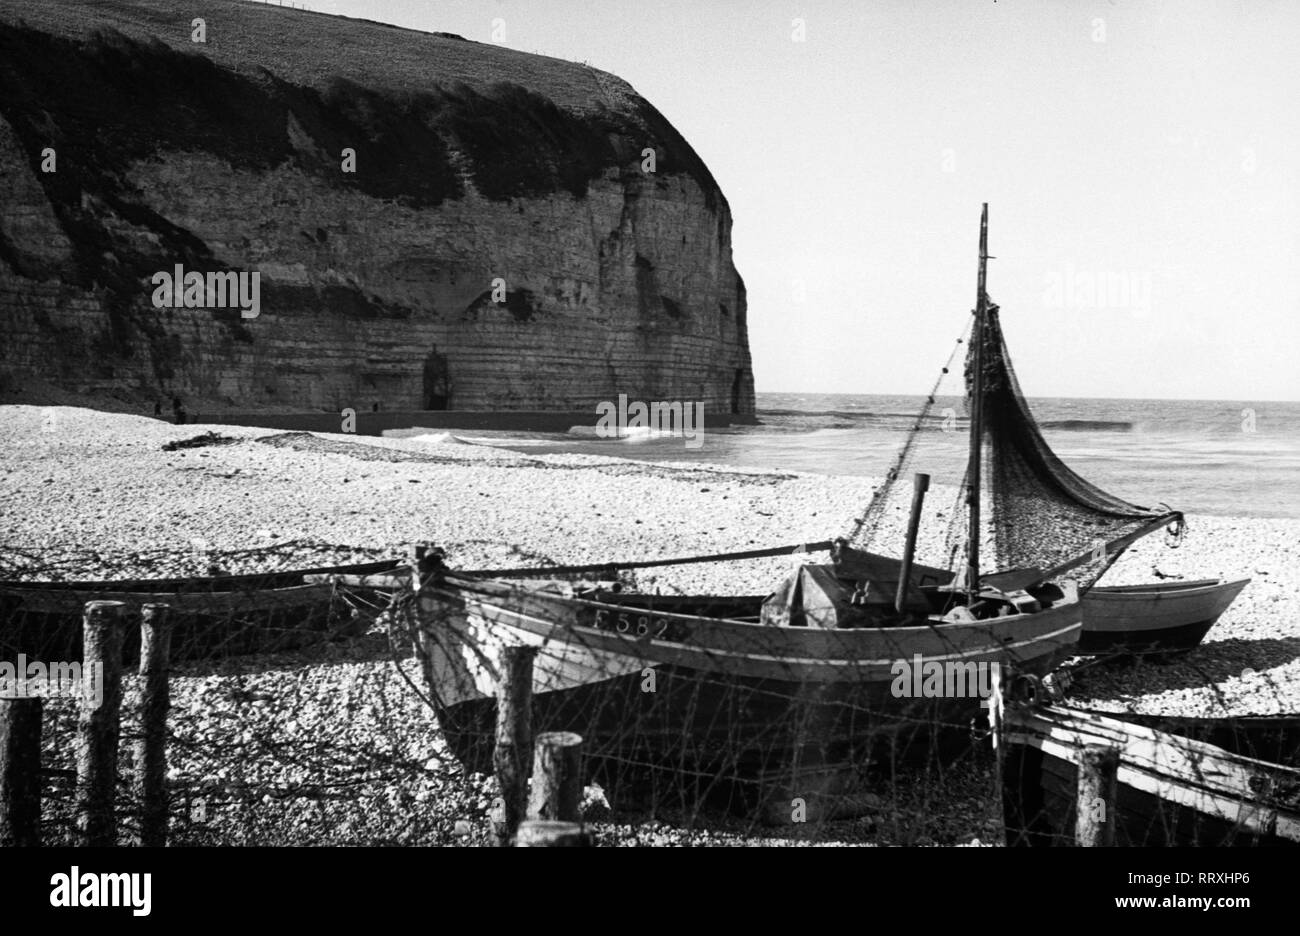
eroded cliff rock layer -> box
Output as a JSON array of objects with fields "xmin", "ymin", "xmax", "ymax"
[{"xmin": 0, "ymin": 0, "xmax": 754, "ymax": 414}]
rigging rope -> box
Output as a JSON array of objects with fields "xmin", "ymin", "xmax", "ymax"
[{"xmin": 844, "ymin": 318, "xmax": 973, "ymax": 547}]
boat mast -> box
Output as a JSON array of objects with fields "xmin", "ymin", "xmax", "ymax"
[{"xmin": 966, "ymin": 203, "xmax": 989, "ymax": 599}]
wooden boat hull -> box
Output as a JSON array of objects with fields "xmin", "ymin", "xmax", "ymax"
[
  {"xmin": 1001, "ymin": 705, "xmax": 1300, "ymax": 846},
  {"xmin": 0, "ymin": 558, "xmax": 402, "ymax": 663},
  {"xmin": 412, "ymin": 576, "xmax": 1082, "ymax": 786},
  {"xmin": 1110, "ymin": 713, "xmax": 1300, "ymax": 766},
  {"xmin": 828, "ymin": 562, "xmax": 1249, "ymax": 657},
  {"xmin": 1078, "ymin": 578, "xmax": 1250, "ymax": 655}
]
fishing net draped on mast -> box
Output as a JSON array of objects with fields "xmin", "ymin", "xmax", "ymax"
[
  {"xmin": 970, "ymin": 294, "xmax": 1181, "ymax": 589},
  {"xmin": 846, "ymin": 295, "xmax": 1182, "ymax": 592}
]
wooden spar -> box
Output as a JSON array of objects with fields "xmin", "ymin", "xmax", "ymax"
[
  {"xmin": 466, "ymin": 540, "xmax": 836, "ymax": 579},
  {"xmin": 895, "ymin": 472, "xmax": 931, "ymax": 613},
  {"xmin": 1022, "ymin": 511, "xmax": 1183, "ymax": 590},
  {"xmin": 311, "ymin": 540, "xmax": 839, "ymax": 586},
  {"xmin": 966, "ymin": 203, "xmax": 989, "ymax": 598}
]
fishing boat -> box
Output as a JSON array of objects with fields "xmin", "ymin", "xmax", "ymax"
[
  {"xmin": 813, "ymin": 567, "xmax": 1250, "ymax": 657},
  {"xmin": 1079, "ymin": 577, "xmax": 1251, "ymax": 655},
  {"xmin": 874, "ymin": 568, "xmax": 1249, "ymax": 657},
  {"xmin": 845, "ymin": 214, "xmax": 1247, "ymax": 658},
  {"xmin": 961, "ymin": 266, "xmax": 1247, "ymax": 655},
  {"xmin": 390, "ymin": 204, "xmax": 1088, "ymax": 793},
  {"xmin": 996, "ymin": 676, "xmax": 1300, "ymax": 846},
  {"xmin": 0, "ymin": 557, "xmax": 403, "ymax": 663},
  {"xmin": 398, "ymin": 545, "xmax": 1080, "ymax": 780}
]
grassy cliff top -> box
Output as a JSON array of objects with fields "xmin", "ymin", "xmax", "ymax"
[
  {"xmin": 0, "ymin": 0, "xmax": 733, "ymax": 386},
  {"xmin": 1, "ymin": 0, "xmax": 628, "ymax": 111},
  {"xmin": 0, "ymin": 0, "xmax": 724, "ymax": 210}
]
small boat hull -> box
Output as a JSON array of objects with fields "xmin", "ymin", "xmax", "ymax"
[
  {"xmin": 411, "ymin": 575, "xmax": 1082, "ymax": 788},
  {"xmin": 1001, "ymin": 704, "xmax": 1300, "ymax": 846},
  {"xmin": 839, "ymin": 563, "xmax": 1250, "ymax": 658},
  {"xmin": 0, "ymin": 558, "xmax": 402, "ymax": 663},
  {"xmin": 1079, "ymin": 578, "xmax": 1250, "ymax": 655}
]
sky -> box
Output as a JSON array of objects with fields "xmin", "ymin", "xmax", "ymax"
[{"xmin": 307, "ymin": 0, "xmax": 1299, "ymax": 402}]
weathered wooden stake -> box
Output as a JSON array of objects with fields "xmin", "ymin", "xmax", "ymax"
[
  {"xmin": 135, "ymin": 604, "xmax": 172, "ymax": 847},
  {"xmin": 528, "ymin": 731, "xmax": 584, "ymax": 822},
  {"xmin": 1075, "ymin": 743, "xmax": 1119, "ymax": 847},
  {"xmin": 76, "ymin": 600, "xmax": 125, "ymax": 847},
  {"xmin": 493, "ymin": 645, "xmax": 537, "ymax": 847},
  {"xmin": 515, "ymin": 820, "xmax": 593, "ymax": 847},
  {"xmin": 0, "ymin": 697, "xmax": 43, "ymax": 847}
]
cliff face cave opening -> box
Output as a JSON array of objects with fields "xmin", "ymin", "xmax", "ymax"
[
  {"xmin": 423, "ymin": 347, "xmax": 451, "ymax": 410},
  {"xmin": 0, "ymin": 14, "xmax": 753, "ymax": 418}
]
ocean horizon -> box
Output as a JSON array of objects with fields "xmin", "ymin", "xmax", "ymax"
[{"xmin": 428, "ymin": 392, "xmax": 1300, "ymax": 521}]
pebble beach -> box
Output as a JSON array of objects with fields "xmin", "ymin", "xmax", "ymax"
[{"xmin": 2, "ymin": 405, "xmax": 1297, "ymax": 846}]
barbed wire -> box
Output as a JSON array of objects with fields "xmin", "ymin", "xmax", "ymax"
[{"xmin": 4, "ymin": 537, "xmax": 1291, "ymax": 845}]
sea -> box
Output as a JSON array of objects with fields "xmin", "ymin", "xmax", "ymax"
[{"xmin": 430, "ymin": 394, "xmax": 1300, "ymax": 520}]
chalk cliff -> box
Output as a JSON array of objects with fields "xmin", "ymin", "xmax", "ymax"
[{"xmin": 0, "ymin": 0, "xmax": 754, "ymax": 414}]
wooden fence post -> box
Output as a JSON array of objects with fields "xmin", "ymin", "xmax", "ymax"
[
  {"xmin": 516, "ymin": 820, "xmax": 593, "ymax": 847},
  {"xmin": 528, "ymin": 731, "xmax": 583, "ymax": 822},
  {"xmin": 0, "ymin": 697, "xmax": 43, "ymax": 847},
  {"xmin": 1076, "ymin": 743, "xmax": 1119, "ymax": 847},
  {"xmin": 493, "ymin": 645, "xmax": 537, "ymax": 847},
  {"xmin": 77, "ymin": 600, "xmax": 124, "ymax": 847},
  {"xmin": 135, "ymin": 604, "xmax": 171, "ymax": 847}
]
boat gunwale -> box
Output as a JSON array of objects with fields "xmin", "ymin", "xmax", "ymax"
[
  {"xmin": 0, "ymin": 557, "xmax": 403, "ymax": 594},
  {"xmin": 420, "ymin": 574, "xmax": 1083, "ymax": 677},
  {"xmin": 3, "ymin": 581, "xmax": 339, "ymax": 614},
  {"xmin": 1086, "ymin": 577, "xmax": 1250, "ymax": 599},
  {"xmin": 437, "ymin": 572, "xmax": 1081, "ymax": 638}
]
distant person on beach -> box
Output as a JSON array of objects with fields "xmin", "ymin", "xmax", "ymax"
[
  {"xmin": 154, "ymin": 401, "xmax": 162, "ymax": 417},
  {"xmin": 172, "ymin": 396, "xmax": 187, "ymax": 425}
]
